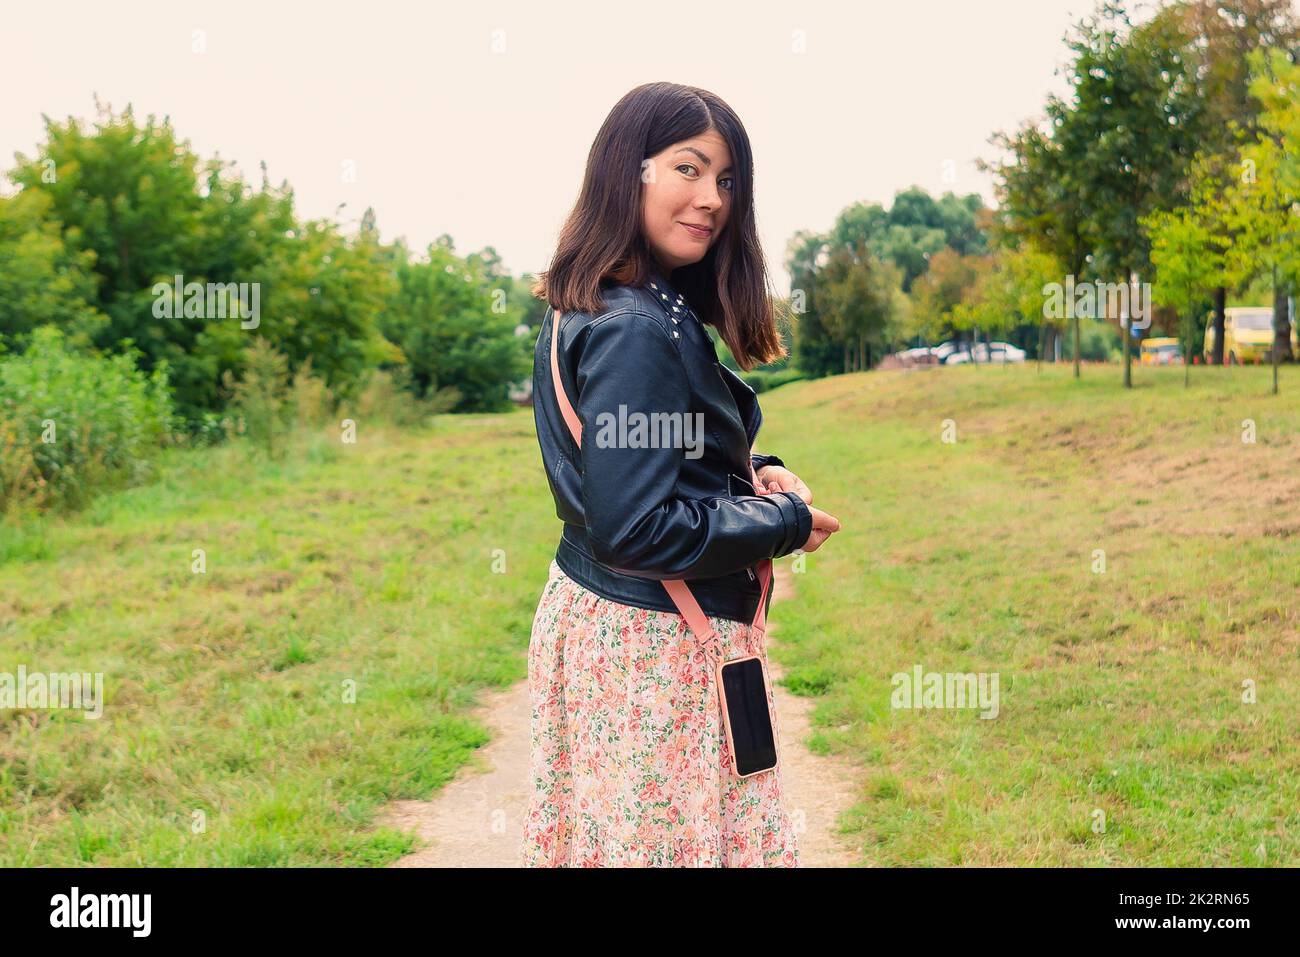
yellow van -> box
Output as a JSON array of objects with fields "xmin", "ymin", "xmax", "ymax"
[
  {"xmin": 1203, "ymin": 307, "xmax": 1298, "ymax": 364},
  {"xmin": 1140, "ymin": 337, "xmax": 1183, "ymax": 365}
]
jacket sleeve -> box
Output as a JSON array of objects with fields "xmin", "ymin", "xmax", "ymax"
[
  {"xmin": 751, "ymin": 452, "xmax": 785, "ymax": 472},
  {"xmin": 572, "ymin": 311, "xmax": 811, "ymax": 579}
]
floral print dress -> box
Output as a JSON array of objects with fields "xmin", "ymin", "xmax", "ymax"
[{"xmin": 522, "ymin": 559, "xmax": 800, "ymax": 867}]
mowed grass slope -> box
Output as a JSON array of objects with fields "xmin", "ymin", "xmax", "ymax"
[
  {"xmin": 764, "ymin": 363, "xmax": 1300, "ymax": 865},
  {"xmin": 1, "ymin": 363, "xmax": 1297, "ymax": 865}
]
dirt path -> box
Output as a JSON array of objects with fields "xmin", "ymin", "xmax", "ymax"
[{"xmin": 378, "ymin": 561, "xmax": 861, "ymax": 867}]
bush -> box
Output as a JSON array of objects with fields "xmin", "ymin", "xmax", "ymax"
[
  {"xmin": 289, "ymin": 355, "xmax": 336, "ymax": 430},
  {"xmin": 220, "ymin": 337, "xmax": 288, "ymax": 458},
  {"xmin": 217, "ymin": 337, "xmax": 348, "ymax": 460},
  {"xmin": 0, "ymin": 325, "xmax": 175, "ymax": 515},
  {"xmin": 741, "ymin": 368, "xmax": 806, "ymax": 394},
  {"xmin": 345, "ymin": 367, "xmax": 460, "ymax": 428},
  {"xmin": 220, "ymin": 336, "xmax": 314, "ymax": 459}
]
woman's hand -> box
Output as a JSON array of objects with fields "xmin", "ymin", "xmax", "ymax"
[
  {"xmin": 800, "ymin": 505, "xmax": 841, "ymax": 552},
  {"xmin": 753, "ymin": 465, "xmax": 839, "ymax": 552},
  {"xmin": 755, "ymin": 464, "xmax": 812, "ymax": 505}
]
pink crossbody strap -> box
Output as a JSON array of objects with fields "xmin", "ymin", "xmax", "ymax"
[{"xmin": 549, "ymin": 308, "xmax": 772, "ymax": 644}]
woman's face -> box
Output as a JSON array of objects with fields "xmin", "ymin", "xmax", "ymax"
[{"xmin": 639, "ymin": 129, "xmax": 733, "ymax": 274}]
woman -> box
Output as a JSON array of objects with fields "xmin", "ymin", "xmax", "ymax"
[{"xmin": 523, "ymin": 81, "xmax": 841, "ymax": 867}]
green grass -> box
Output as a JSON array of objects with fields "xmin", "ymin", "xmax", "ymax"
[
  {"xmin": 763, "ymin": 362, "xmax": 1300, "ymax": 865},
  {"xmin": 0, "ymin": 418, "xmax": 556, "ymax": 865},
  {"xmin": 1, "ymin": 362, "xmax": 1297, "ymax": 865}
]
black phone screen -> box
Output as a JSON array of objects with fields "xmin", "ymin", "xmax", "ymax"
[{"xmin": 719, "ymin": 657, "xmax": 778, "ymax": 776}]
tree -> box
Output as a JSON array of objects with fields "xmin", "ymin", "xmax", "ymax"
[
  {"xmin": 829, "ymin": 187, "xmax": 988, "ymax": 292},
  {"xmin": 1176, "ymin": 0, "xmax": 1300, "ymax": 362},
  {"xmin": 787, "ymin": 230, "xmax": 841, "ymax": 378},
  {"xmin": 1067, "ymin": 3, "xmax": 1206, "ymax": 387},
  {"xmin": 953, "ymin": 246, "xmax": 1063, "ymax": 367},
  {"xmin": 9, "ymin": 104, "xmax": 302, "ymax": 422},
  {"xmin": 0, "ymin": 189, "xmax": 107, "ymax": 352},
  {"xmin": 1217, "ymin": 48, "xmax": 1300, "ymax": 391},
  {"xmin": 380, "ymin": 240, "xmax": 530, "ymax": 411},
  {"xmin": 988, "ymin": 2, "xmax": 1208, "ymax": 385},
  {"xmin": 986, "ymin": 100, "xmax": 1092, "ymax": 376},
  {"xmin": 909, "ymin": 249, "xmax": 987, "ymax": 348},
  {"xmin": 1144, "ymin": 190, "xmax": 1222, "ymax": 385},
  {"xmin": 817, "ymin": 242, "xmax": 904, "ymax": 372},
  {"xmin": 789, "ymin": 189, "xmax": 990, "ymax": 376}
]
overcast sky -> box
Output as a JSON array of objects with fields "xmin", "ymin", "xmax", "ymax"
[{"xmin": 4, "ymin": 0, "xmax": 1129, "ymax": 294}]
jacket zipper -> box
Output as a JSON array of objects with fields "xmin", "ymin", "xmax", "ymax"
[{"xmin": 713, "ymin": 360, "xmax": 761, "ymax": 582}]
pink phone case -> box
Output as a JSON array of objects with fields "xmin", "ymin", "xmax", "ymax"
[{"xmin": 715, "ymin": 652, "xmax": 780, "ymax": 779}]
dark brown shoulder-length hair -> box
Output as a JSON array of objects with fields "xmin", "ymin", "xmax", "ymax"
[{"xmin": 532, "ymin": 81, "xmax": 787, "ymax": 371}]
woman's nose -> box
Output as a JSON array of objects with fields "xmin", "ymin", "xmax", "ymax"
[{"xmin": 696, "ymin": 183, "xmax": 722, "ymax": 210}]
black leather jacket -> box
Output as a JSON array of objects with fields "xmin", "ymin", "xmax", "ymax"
[{"xmin": 531, "ymin": 268, "xmax": 812, "ymax": 624}]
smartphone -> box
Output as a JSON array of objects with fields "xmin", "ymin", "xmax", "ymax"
[{"xmin": 716, "ymin": 654, "xmax": 779, "ymax": 778}]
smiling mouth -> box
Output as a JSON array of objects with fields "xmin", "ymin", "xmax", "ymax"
[{"xmin": 679, "ymin": 222, "xmax": 713, "ymax": 238}]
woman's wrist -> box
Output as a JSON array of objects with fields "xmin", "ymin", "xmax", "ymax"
[{"xmin": 771, "ymin": 490, "xmax": 812, "ymax": 556}]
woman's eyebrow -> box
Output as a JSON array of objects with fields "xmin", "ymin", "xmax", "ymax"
[{"xmin": 675, "ymin": 146, "xmax": 733, "ymax": 174}]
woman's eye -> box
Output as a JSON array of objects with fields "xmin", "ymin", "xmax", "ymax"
[{"xmin": 677, "ymin": 164, "xmax": 733, "ymax": 192}]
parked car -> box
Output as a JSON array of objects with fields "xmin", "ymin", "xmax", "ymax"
[
  {"xmin": 930, "ymin": 341, "xmax": 962, "ymax": 363},
  {"xmin": 944, "ymin": 341, "xmax": 1026, "ymax": 364},
  {"xmin": 1203, "ymin": 306, "xmax": 1298, "ymax": 364},
  {"xmin": 1139, "ymin": 337, "xmax": 1183, "ymax": 365}
]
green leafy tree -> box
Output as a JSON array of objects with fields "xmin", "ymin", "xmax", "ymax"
[
  {"xmin": 1216, "ymin": 48, "xmax": 1300, "ymax": 391},
  {"xmin": 787, "ymin": 230, "xmax": 841, "ymax": 377},
  {"xmin": 255, "ymin": 215, "xmax": 398, "ymax": 404},
  {"xmin": 829, "ymin": 187, "xmax": 988, "ymax": 292},
  {"xmin": 1144, "ymin": 191, "xmax": 1222, "ymax": 385},
  {"xmin": 380, "ymin": 238, "xmax": 530, "ymax": 412},
  {"xmin": 789, "ymin": 189, "xmax": 989, "ymax": 375},
  {"xmin": 988, "ymin": 2, "xmax": 1208, "ymax": 384},
  {"xmin": 9, "ymin": 102, "xmax": 207, "ymax": 347},
  {"xmin": 909, "ymin": 249, "xmax": 986, "ymax": 346},
  {"xmin": 950, "ymin": 246, "xmax": 1061, "ymax": 365},
  {"xmin": 986, "ymin": 106, "xmax": 1092, "ymax": 375},
  {"xmin": 1067, "ymin": 3, "xmax": 1206, "ymax": 386},
  {"xmin": 0, "ymin": 189, "xmax": 107, "ymax": 351},
  {"xmin": 1176, "ymin": 0, "xmax": 1300, "ymax": 360},
  {"xmin": 816, "ymin": 243, "xmax": 905, "ymax": 372},
  {"xmin": 8, "ymin": 101, "xmax": 399, "ymax": 426}
]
